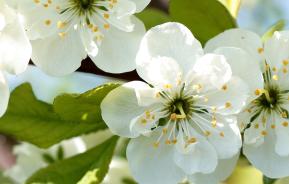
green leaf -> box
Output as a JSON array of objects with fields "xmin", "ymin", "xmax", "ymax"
[
  {"xmin": 170, "ymin": 0, "xmax": 237, "ymax": 45},
  {"xmin": 0, "ymin": 83, "xmax": 120, "ymax": 148},
  {"xmin": 218, "ymin": 0, "xmax": 241, "ymax": 17},
  {"xmin": 0, "ymin": 171, "xmax": 14, "ymax": 184},
  {"xmin": 263, "ymin": 175, "xmax": 277, "ymax": 184},
  {"xmin": 26, "ymin": 136, "xmax": 119, "ymax": 184},
  {"xmin": 262, "ymin": 20, "xmax": 286, "ymax": 42},
  {"xmin": 136, "ymin": 8, "xmax": 172, "ymax": 29}
]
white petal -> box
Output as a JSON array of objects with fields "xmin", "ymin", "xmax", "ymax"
[
  {"xmin": 137, "ymin": 56, "xmax": 182, "ymax": 90},
  {"xmin": 79, "ymin": 28, "xmax": 98, "ymax": 57},
  {"xmin": 90, "ymin": 16, "xmax": 145, "ymax": 73},
  {"xmin": 244, "ymin": 126, "xmax": 289, "ymax": 178},
  {"xmin": 31, "ymin": 29, "xmax": 86, "ymax": 76},
  {"xmin": 101, "ymin": 81, "xmax": 155, "ymax": 138},
  {"xmin": 0, "ymin": 72, "xmax": 9, "ymax": 117},
  {"xmin": 174, "ymin": 129, "xmax": 218, "ymax": 174},
  {"xmin": 205, "ymin": 28, "xmax": 263, "ymax": 63},
  {"xmin": 189, "ymin": 54, "xmax": 232, "ymax": 90},
  {"xmin": 136, "ymin": 22, "xmax": 203, "ymax": 77},
  {"xmin": 14, "ymin": 0, "xmax": 60, "ymax": 40},
  {"xmin": 189, "ymin": 154, "xmax": 240, "ymax": 184},
  {"xmin": 264, "ymin": 31, "xmax": 289, "ymax": 70},
  {"xmin": 196, "ymin": 76, "xmax": 249, "ymax": 115},
  {"xmin": 275, "ymin": 116, "xmax": 289, "ymax": 156},
  {"xmin": 127, "ymin": 129, "xmax": 185, "ymax": 184},
  {"xmin": 129, "ymin": 0, "xmax": 151, "ymax": 12},
  {"xmin": 0, "ymin": 3, "xmax": 31, "ymax": 74},
  {"xmin": 207, "ymin": 116, "xmax": 242, "ymax": 159},
  {"xmin": 214, "ymin": 47, "xmax": 264, "ymax": 99}
]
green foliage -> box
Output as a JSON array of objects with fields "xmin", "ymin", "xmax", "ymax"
[
  {"xmin": 136, "ymin": 8, "xmax": 171, "ymax": 29},
  {"xmin": 0, "ymin": 171, "xmax": 14, "ymax": 184},
  {"xmin": 262, "ymin": 20, "xmax": 286, "ymax": 42},
  {"xmin": 26, "ymin": 136, "xmax": 119, "ymax": 184},
  {"xmin": 0, "ymin": 83, "xmax": 120, "ymax": 148},
  {"xmin": 263, "ymin": 176, "xmax": 277, "ymax": 184},
  {"xmin": 170, "ymin": 0, "xmax": 237, "ymax": 45}
]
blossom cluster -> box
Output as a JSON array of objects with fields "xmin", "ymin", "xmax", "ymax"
[{"xmin": 1, "ymin": 0, "xmax": 289, "ymax": 184}]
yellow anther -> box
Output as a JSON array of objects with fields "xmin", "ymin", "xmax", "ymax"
[
  {"xmin": 155, "ymin": 92, "xmax": 161, "ymax": 98},
  {"xmin": 205, "ymin": 131, "xmax": 211, "ymax": 136},
  {"xmin": 57, "ymin": 21, "xmax": 66, "ymax": 29},
  {"xmin": 164, "ymin": 84, "xmax": 172, "ymax": 89},
  {"xmin": 172, "ymin": 139, "xmax": 177, "ymax": 144},
  {"xmin": 153, "ymin": 142, "xmax": 160, "ymax": 148},
  {"xmin": 272, "ymin": 67, "xmax": 277, "ymax": 72},
  {"xmin": 58, "ymin": 32, "xmax": 66, "ymax": 39},
  {"xmin": 162, "ymin": 128, "xmax": 168, "ymax": 134},
  {"xmin": 283, "ymin": 68, "xmax": 288, "ymax": 74},
  {"xmin": 255, "ymin": 89, "xmax": 261, "ymax": 96},
  {"xmin": 271, "ymin": 124, "xmax": 276, "ymax": 129},
  {"xmin": 141, "ymin": 118, "xmax": 147, "ymax": 124},
  {"xmin": 258, "ymin": 48, "xmax": 264, "ymax": 54},
  {"xmin": 283, "ymin": 59, "xmax": 289, "ymax": 66},
  {"xmin": 188, "ymin": 137, "xmax": 197, "ymax": 144},
  {"xmin": 219, "ymin": 132, "xmax": 225, "ymax": 137},
  {"xmin": 283, "ymin": 121, "xmax": 289, "ymax": 127},
  {"xmin": 261, "ymin": 130, "xmax": 268, "ymax": 136},
  {"xmin": 281, "ymin": 111, "xmax": 288, "ymax": 118},
  {"xmin": 165, "ymin": 140, "xmax": 171, "ymax": 145},
  {"xmin": 225, "ymin": 102, "xmax": 232, "ymax": 108},
  {"xmin": 212, "ymin": 118, "xmax": 217, "ymax": 128},
  {"xmin": 93, "ymin": 26, "xmax": 99, "ymax": 32},
  {"xmin": 193, "ymin": 84, "xmax": 202, "ymax": 90},
  {"xmin": 145, "ymin": 111, "xmax": 151, "ymax": 119},
  {"xmin": 247, "ymin": 109, "xmax": 252, "ymax": 113},
  {"xmin": 272, "ymin": 75, "xmax": 279, "ymax": 81},
  {"xmin": 254, "ymin": 124, "xmax": 259, "ymax": 129},
  {"xmin": 104, "ymin": 24, "xmax": 110, "ymax": 29},
  {"xmin": 47, "ymin": 0, "xmax": 52, "ymax": 4},
  {"xmin": 222, "ymin": 85, "xmax": 228, "ymax": 91},
  {"xmin": 44, "ymin": 19, "xmax": 51, "ymax": 26},
  {"xmin": 104, "ymin": 13, "xmax": 110, "ymax": 19},
  {"xmin": 34, "ymin": 0, "xmax": 40, "ymax": 3},
  {"xmin": 151, "ymin": 115, "xmax": 155, "ymax": 120},
  {"xmin": 43, "ymin": 3, "xmax": 49, "ymax": 8},
  {"xmin": 170, "ymin": 113, "xmax": 177, "ymax": 121}
]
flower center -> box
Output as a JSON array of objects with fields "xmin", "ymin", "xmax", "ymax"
[{"xmin": 255, "ymin": 86, "xmax": 281, "ymax": 110}]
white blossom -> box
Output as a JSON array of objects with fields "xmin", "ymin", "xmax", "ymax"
[
  {"xmin": 11, "ymin": 0, "xmax": 150, "ymax": 76},
  {"xmin": 206, "ymin": 28, "xmax": 289, "ymax": 178},
  {"xmin": 0, "ymin": 0, "xmax": 31, "ymax": 117},
  {"xmin": 4, "ymin": 138, "xmax": 86, "ymax": 184},
  {"xmin": 101, "ymin": 23, "xmax": 250, "ymax": 184}
]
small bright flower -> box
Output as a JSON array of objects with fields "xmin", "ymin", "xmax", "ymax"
[
  {"xmin": 206, "ymin": 29, "xmax": 289, "ymax": 178},
  {"xmin": 0, "ymin": 1, "xmax": 32, "ymax": 117},
  {"xmin": 4, "ymin": 138, "xmax": 86, "ymax": 184},
  {"xmin": 101, "ymin": 23, "xmax": 249, "ymax": 184},
  {"xmin": 12, "ymin": 0, "xmax": 150, "ymax": 76}
]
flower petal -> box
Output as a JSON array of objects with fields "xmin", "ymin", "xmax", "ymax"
[
  {"xmin": 129, "ymin": 0, "xmax": 151, "ymax": 12},
  {"xmin": 205, "ymin": 28, "xmax": 263, "ymax": 62},
  {"xmin": 0, "ymin": 3, "xmax": 31, "ymax": 74},
  {"xmin": 31, "ymin": 29, "xmax": 86, "ymax": 76},
  {"xmin": 127, "ymin": 129, "xmax": 185, "ymax": 184},
  {"xmin": 243, "ymin": 126, "xmax": 289, "ymax": 178},
  {"xmin": 275, "ymin": 116, "xmax": 289, "ymax": 156},
  {"xmin": 189, "ymin": 154, "xmax": 239, "ymax": 184},
  {"xmin": 90, "ymin": 16, "xmax": 145, "ymax": 73},
  {"xmin": 174, "ymin": 128, "xmax": 218, "ymax": 174},
  {"xmin": 189, "ymin": 54, "xmax": 232, "ymax": 90},
  {"xmin": 214, "ymin": 47, "xmax": 264, "ymax": 99},
  {"xmin": 196, "ymin": 76, "xmax": 248, "ymax": 115},
  {"xmin": 264, "ymin": 31, "xmax": 289, "ymax": 70},
  {"xmin": 0, "ymin": 72, "xmax": 9, "ymax": 117},
  {"xmin": 101, "ymin": 81, "xmax": 155, "ymax": 138},
  {"xmin": 207, "ymin": 116, "xmax": 242, "ymax": 159},
  {"xmin": 136, "ymin": 22, "xmax": 203, "ymax": 78}
]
